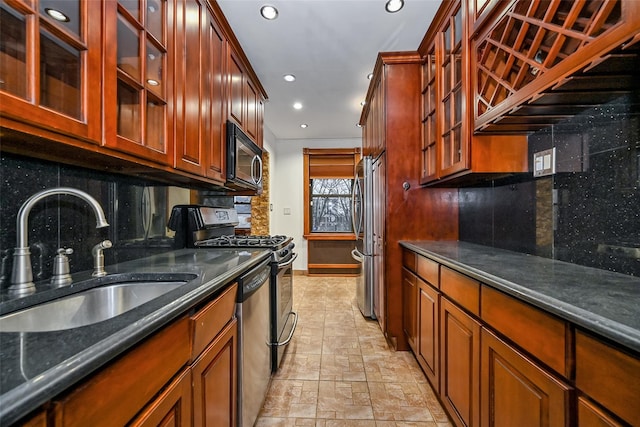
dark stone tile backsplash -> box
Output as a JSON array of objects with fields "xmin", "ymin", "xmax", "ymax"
[
  {"xmin": 460, "ymin": 94, "xmax": 640, "ymax": 276},
  {"xmin": 0, "ymin": 152, "xmax": 233, "ymax": 290}
]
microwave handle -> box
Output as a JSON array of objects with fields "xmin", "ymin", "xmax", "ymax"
[{"xmin": 252, "ymin": 155, "xmax": 263, "ymax": 185}]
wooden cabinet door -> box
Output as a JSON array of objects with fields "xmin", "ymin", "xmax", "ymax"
[
  {"xmin": 228, "ymin": 50, "xmax": 245, "ymax": 128},
  {"xmin": 0, "ymin": 0, "xmax": 102, "ymax": 143},
  {"xmin": 175, "ymin": 0, "xmax": 207, "ymax": 175},
  {"xmin": 577, "ymin": 397, "xmax": 625, "ymax": 427},
  {"xmin": 174, "ymin": 0, "xmax": 225, "ymax": 183},
  {"xmin": 481, "ymin": 328, "xmax": 570, "ymax": 427},
  {"xmin": 130, "ymin": 369, "xmax": 192, "ymax": 427},
  {"xmin": 203, "ymin": 9, "xmax": 227, "ymax": 181},
  {"xmin": 440, "ymin": 298, "xmax": 480, "ymax": 427},
  {"xmin": 192, "ymin": 319, "xmax": 238, "ymax": 427},
  {"xmin": 102, "ymin": 0, "xmax": 173, "ymax": 165},
  {"xmin": 417, "ymin": 278, "xmax": 439, "ymax": 391},
  {"xmin": 402, "ymin": 267, "xmax": 418, "ymax": 352},
  {"xmin": 245, "ymin": 78, "xmax": 259, "ymax": 141}
]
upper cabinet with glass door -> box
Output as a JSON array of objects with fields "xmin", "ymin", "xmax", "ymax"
[
  {"xmin": 418, "ymin": 0, "xmax": 528, "ymax": 186},
  {"xmin": 102, "ymin": 0, "xmax": 173, "ymax": 165},
  {"xmin": 0, "ymin": 0, "xmax": 102, "ymax": 143}
]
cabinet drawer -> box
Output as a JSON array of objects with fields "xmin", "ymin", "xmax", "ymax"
[
  {"xmin": 576, "ymin": 331, "xmax": 640, "ymax": 426},
  {"xmin": 417, "ymin": 255, "xmax": 439, "ymax": 287},
  {"xmin": 191, "ymin": 282, "xmax": 238, "ymax": 359},
  {"xmin": 53, "ymin": 317, "xmax": 191, "ymax": 427},
  {"xmin": 402, "ymin": 248, "xmax": 416, "ymax": 272},
  {"xmin": 481, "ymin": 286, "xmax": 567, "ymax": 375},
  {"xmin": 440, "ymin": 267, "xmax": 479, "ymax": 316}
]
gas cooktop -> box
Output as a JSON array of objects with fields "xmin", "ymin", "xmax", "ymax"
[{"xmin": 195, "ymin": 235, "xmax": 291, "ymax": 249}]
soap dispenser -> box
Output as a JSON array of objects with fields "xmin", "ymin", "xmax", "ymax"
[{"xmin": 51, "ymin": 248, "xmax": 73, "ymax": 287}]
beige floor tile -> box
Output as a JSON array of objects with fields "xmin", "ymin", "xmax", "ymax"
[
  {"xmin": 275, "ymin": 352, "xmax": 322, "ymax": 380},
  {"xmin": 320, "ymin": 354, "xmax": 366, "ymax": 381},
  {"xmin": 258, "ymin": 275, "xmax": 451, "ymax": 426},
  {"xmin": 317, "ymin": 381, "xmax": 374, "ymax": 420}
]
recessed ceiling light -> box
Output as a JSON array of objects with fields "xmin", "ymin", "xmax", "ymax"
[
  {"xmin": 283, "ymin": 74, "xmax": 296, "ymax": 82},
  {"xmin": 367, "ymin": 73, "xmax": 374, "ymax": 80},
  {"xmin": 300, "ymin": 124, "xmax": 308, "ymax": 128},
  {"xmin": 260, "ymin": 5, "xmax": 279, "ymax": 20},
  {"xmin": 293, "ymin": 102, "xmax": 303, "ymax": 110},
  {"xmin": 385, "ymin": 0, "xmax": 404, "ymax": 13},
  {"xmin": 45, "ymin": 8, "xmax": 70, "ymax": 22}
]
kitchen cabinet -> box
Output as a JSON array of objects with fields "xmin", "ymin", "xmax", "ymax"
[
  {"xmin": 402, "ymin": 267, "xmax": 418, "ymax": 352},
  {"xmin": 418, "ymin": 0, "xmax": 528, "ymax": 186},
  {"xmin": 440, "ymin": 298, "xmax": 480, "ymax": 427},
  {"xmin": 190, "ymin": 283, "xmax": 238, "ymax": 427},
  {"xmin": 481, "ymin": 328, "xmax": 570, "ymax": 427},
  {"xmin": 52, "ymin": 317, "xmax": 192, "ymax": 427},
  {"xmin": 174, "ymin": 0, "xmax": 226, "ymax": 182},
  {"xmin": 473, "ymin": 0, "xmax": 640, "ymax": 133},
  {"xmin": 39, "ymin": 282, "xmax": 238, "ymax": 427},
  {"xmin": 577, "ymin": 397, "xmax": 625, "ymax": 427},
  {"xmin": 360, "ymin": 52, "xmax": 458, "ymax": 350},
  {"xmin": 228, "ymin": 48, "xmax": 264, "ymax": 147},
  {"xmin": 0, "ymin": 0, "xmax": 102, "ymax": 143},
  {"xmin": 417, "ymin": 277, "xmax": 440, "ymax": 392},
  {"xmin": 19, "ymin": 411, "xmax": 46, "ymax": 427},
  {"xmin": 102, "ymin": 0, "xmax": 174, "ymax": 165},
  {"xmin": 575, "ymin": 331, "xmax": 640, "ymax": 426},
  {"xmin": 129, "ymin": 369, "xmax": 192, "ymax": 427},
  {"xmin": 192, "ymin": 320, "xmax": 237, "ymax": 427}
]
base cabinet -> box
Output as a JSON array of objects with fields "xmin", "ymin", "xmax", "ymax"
[
  {"xmin": 481, "ymin": 329, "xmax": 570, "ymax": 427},
  {"xmin": 192, "ymin": 319, "xmax": 238, "ymax": 427},
  {"xmin": 402, "ymin": 267, "xmax": 418, "ymax": 352},
  {"xmin": 130, "ymin": 369, "xmax": 193, "ymax": 427},
  {"xmin": 440, "ymin": 298, "xmax": 480, "ymax": 427},
  {"xmin": 417, "ymin": 279, "xmax": 440, "ymax": 390},
  {"xmin": 577, "ymin": 397, "xmax": 625, "ymax": 427}
]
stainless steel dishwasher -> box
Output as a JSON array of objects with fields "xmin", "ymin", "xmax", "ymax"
[{"xmin": 236, "ymin": 257, "xmax": 272, "ymax": 427}]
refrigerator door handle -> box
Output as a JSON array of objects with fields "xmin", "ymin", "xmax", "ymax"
[
  {"xmin": 351, "ymin": 178, "xmax": 361, "ymax": 237},
  {"xmin": 351, "ymin": 248, "xmax": 363, "ymax": 263}
]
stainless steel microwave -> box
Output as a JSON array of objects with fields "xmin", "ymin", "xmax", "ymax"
[{"xmin": 226, "ymin": 121, "xmax": 263, "ymax": 191}]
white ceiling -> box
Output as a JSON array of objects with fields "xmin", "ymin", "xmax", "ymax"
[{"xmin": 217, "ymin": 0, "xmax": 440, "ymax": 141}]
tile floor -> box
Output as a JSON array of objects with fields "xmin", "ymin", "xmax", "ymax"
[{"xmin": 255, "ymin": 275, "xmax": 453, "ymax": 427}]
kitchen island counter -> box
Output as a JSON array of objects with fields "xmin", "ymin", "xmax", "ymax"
[
  {"xmin": 400, "ymin": 240, "xmax": 640, "ymax": 353},
  {"xmin": 0, "ymin": 248, "xmax": 271, "ymax": 426}
]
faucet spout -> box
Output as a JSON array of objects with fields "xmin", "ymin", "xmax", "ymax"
[{"xmin": 10, "ymin": 187, "xmax": 110, "ymax": 295}]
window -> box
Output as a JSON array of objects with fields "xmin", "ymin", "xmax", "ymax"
[
  {"xmin": 303, "ymin": 148, "xmax": 361, "ymax": 238},
  {"xmin": 311, "ymin": 178, "xmax": 353, "ymax": 232}
]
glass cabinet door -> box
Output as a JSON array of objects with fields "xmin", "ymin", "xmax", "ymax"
[
  {"xmin": 421, "ymin": 46, "xmax": 438, "ymax": 183},
  {"xmin": 440, "ymin": 4, "xmax": 465, "ymax": 175},
  {"xmin": 105, "ymin": 0, "xmax": 171, "ymax": 164},
  {"xmin": 0, "ymin": 0, "xmax": 101, "ymax": 142}
]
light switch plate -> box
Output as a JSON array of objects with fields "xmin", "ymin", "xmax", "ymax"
[
  {"xmin": 283, "ymin": 207, "xmax": 291, "ymax": 215},
  {"xmin": 533, "ymin": 148, "xmax": 556, "ymax": 177}
]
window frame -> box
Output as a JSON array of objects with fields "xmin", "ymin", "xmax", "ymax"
[{"xmin": 303, "ymin": 147, "xmax": 361, "ymax": 240}]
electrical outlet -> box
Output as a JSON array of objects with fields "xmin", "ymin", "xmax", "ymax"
[{"xmin": 533, "ymin": 148, "xmax": 555, "ymax": 177}]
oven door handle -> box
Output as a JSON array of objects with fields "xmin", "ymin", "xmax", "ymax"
[
  {"xmin": 277, "ymin": 252, "xmax": 298, "ymax": 269},
  {"xmin": 271, "ymin": 311, "xmax": 298, "ymax": 346}
]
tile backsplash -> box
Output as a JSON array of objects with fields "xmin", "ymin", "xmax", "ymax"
[
  {"xmin": 460, "ymin": 94, "xmax": 640, "ymax": 276},
  {"xmin": 0, "ymin": 153, "xmax": 227, "ymax": 290}
]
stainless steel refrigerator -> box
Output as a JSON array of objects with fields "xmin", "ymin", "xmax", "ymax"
[{"xmin": 351, "ymin": 156, "xmax": 375, "ymax": 318}]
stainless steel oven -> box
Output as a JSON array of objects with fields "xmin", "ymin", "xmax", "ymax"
[{"xmin": 270, "ymin": 244, "xmax": 298, "ymax": 372}]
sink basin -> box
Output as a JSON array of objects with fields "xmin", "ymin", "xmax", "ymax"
[{"xmin": 0, "ymin": 280, "xmax": 188, "ymax": 332}]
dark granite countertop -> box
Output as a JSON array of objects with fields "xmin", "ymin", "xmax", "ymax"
[
  {"xmin": 399, "ymin": 241, "xmax": 640, "ymax": 354},
  {"xmin": 0, "ymin": 248, "xmax": 271, "ymax": 426}
]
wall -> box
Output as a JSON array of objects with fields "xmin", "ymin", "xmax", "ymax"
[
  {"xmin": 270, "ymin": 136, "xmax": 361, "ymax": 271},
  {"xmin": 0, "ymin": 152, "xmax": 201, "ymax": 291},
  {"xmin": 459, "ymin": 94, "xmax": 640, "ymax": 277}
]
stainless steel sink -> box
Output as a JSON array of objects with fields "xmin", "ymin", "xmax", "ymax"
[{"xmin": 0, "ymin": 281, "xmax": 188, "ymax": 332}]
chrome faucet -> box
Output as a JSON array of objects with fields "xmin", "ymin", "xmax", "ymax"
[{"xmin": 10, "ymin": 187, "xmax": 110, "ymax": 296}]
